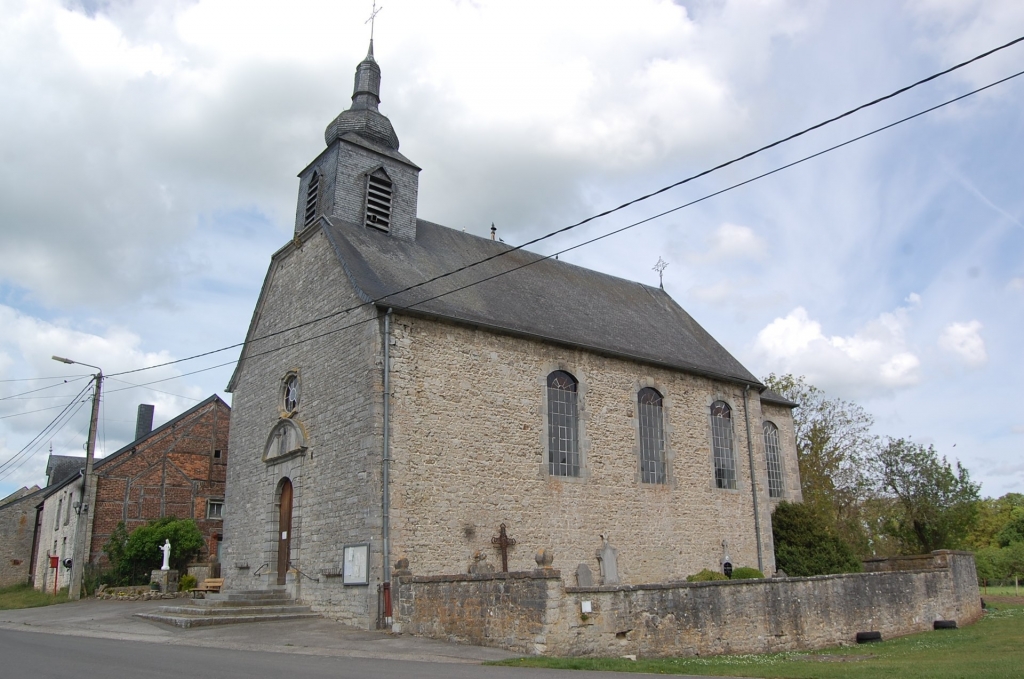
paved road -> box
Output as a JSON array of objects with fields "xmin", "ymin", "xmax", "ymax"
[
  {"xmin": 0, "ymin": 599, "xmax": 724, "ymax": 679},
  {"xmin": 1, "ymin": 629, "xmax": 668, "ymax": 679}
]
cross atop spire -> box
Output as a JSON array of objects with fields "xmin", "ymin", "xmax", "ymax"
[{"xmin": 366, "ymin": 1, "xmax": 382, "ymax": 41}]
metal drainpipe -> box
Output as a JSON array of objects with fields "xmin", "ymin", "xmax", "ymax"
[
  {"xmin": 743, "ymin": 385, "xmax": 764, "ymax": 573},
  {"xmin": 382, "ymin": 309, "xmax": 393, "ymax": 617}
]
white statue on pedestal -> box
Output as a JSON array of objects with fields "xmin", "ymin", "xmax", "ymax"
[{"xmin": 159, "ymin": 539, "xmax": 171, "ymax": 571}]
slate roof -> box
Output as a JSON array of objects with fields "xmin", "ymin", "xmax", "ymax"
[
  {"xmin": 759, "ymin": 389, "xmax": 799, "ymax": 409},
  {"xmin": 45, "ymin": 454, "xmax": 85, "ymax": 487},
  {"xmin": 320, "ymin": 217, "xmax": 762, "ymax": 386}
]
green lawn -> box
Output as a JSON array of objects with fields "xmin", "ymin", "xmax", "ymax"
[
  {"xmin": 980, "ymin": 584, "xmax": 1022, "ymax": 597},
  {"xmin": 0, "ymin": 583, "xmax": 70, "ymax": 610},
  {"xmin": 490, "ymin": 603, "xmax": 1024, "ymax": 679}
]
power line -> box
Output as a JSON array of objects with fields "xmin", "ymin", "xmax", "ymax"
[
  {"xmin": 105, "ymin": 35, "xmax": 1024, "ymax": 380},
  {"xmin": 0, "ymin": 381, "xmax": 93, "ymax": 481},
  {"xmin": 105, "ymin": 377, "xmax": 202, "ymax": 402},
  {"xmin": 181, "ymin": 68, "xmax": 1024, "ymax": 374},
  {"xmin": 0, "ymin": 376, "xmax": 89, "ymax": 401}
]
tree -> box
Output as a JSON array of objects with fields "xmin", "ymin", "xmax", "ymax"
[
  {"xmin": 102, "ymin": 517, "xmax": 204, "ymax": 585},
  {"xmin": 762, "ymin": 374, "xmax": 877, "ymax": 553},
  {"xmin": 873, "ymin": 438, "xmax": 980, "ymax": 553},
  {"xmin": 965, "ymin": 493, "xmax": 1024, "ymax": 549},
  {"xmin": 995, "ymin": 507, "xmax": 1024, "ymax": 547},
  {"xmin": 771, "ymin": 501, "xmax": 863, "ymax": 576}
]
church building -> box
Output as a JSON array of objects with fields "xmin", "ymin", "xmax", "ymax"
[{"xmin": 222, "ymin": 42, "xmax": 801, "ymax": 629}]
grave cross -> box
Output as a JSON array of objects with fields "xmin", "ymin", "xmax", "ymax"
[{"xmin": 491, "ymin": 523, "xmax": 517, "ymax": 572}]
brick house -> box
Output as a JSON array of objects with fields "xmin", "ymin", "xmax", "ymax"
[
  {"xmin": 222, "ymin": 42, "xmax": 800, "ymax": 629},
  {"xmin": 32, "ymin": 395, "xmax": 230, "ymax": 589}
]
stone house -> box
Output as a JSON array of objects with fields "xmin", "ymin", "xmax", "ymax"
[
  {"xmin": 222, "ymin": 42, "xmax": 801, "ymax": 629},
  {"xmin": 31, "ymin": 395, "xmax": 230, "ymax": 590},
  {"xmin": 0, "ymin": 485, "xmax": 44, "ymax": 588}
]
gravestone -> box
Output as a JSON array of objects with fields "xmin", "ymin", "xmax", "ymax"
[
  {"xmin": 576, "ymin": 563, "xmax": 594, "ymax": 587},
  {"xmin": 468, "ymin": 550, "xmax": 495, "ymax": 574},
  {"xmin": 595, "ymin": 536, "xmax": 619, "ymax": 585}
]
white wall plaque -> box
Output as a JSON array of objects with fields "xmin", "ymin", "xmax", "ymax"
[{"xmin": 343, "ymin": 543, "xmax": 369, "ymax": 586}]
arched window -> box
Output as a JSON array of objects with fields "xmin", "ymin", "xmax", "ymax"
[
  {"xmin": 710, "ymin": 401, "xmax": 736, "ymax": 489},
  {"xmin": 763, "ymin": 421, "xmax": 785, "ymax": 498},
  {"xmin": 638, "ymin": 387, "xmax": 666, "ymax": 484},
  {"xmin": 303, "ymin": 171, "xmax": 321, "ymax": 227},
  {"xmin": 282, "ymin": 373, "xmax": 300, "ymax": 413},
  {"xmin": 547, "ymin": 371, "xmax": 579, "ymax": 477}
]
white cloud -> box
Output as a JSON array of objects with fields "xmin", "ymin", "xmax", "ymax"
[
  {"xmin": 705, "ymin": 222, "xmax": 767, "ymax": 261},
  {"xmin": 754, "ymin": 301, "xmax": 921, "ymax": 395},
  {"xmin": 0, "ymin": 305, "xmax": 203, "ymax": 489},
  {"xmin": 1007, "ymin": 278, "xmax": 1024, "ymax": 292},
  {"xmin": 938, "ymin": 320, "xmax": 987, "ymax": 367}
]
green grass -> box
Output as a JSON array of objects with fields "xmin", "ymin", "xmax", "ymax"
[
  {"xmin": 0, "ymin": 583, "xmax": 70, "ymax": 610},
  {"xmin": 979, "ymin": 584, "xmax": 1022, "ymax": 597},
  {"xmin": 490, "ymin": 604, "xmax": 1024, "ymax": 679}
]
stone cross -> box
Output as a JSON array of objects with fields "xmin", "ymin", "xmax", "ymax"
[{"xmin": 490, "ymin": 523, "xmax": 516, "ymax": 572}]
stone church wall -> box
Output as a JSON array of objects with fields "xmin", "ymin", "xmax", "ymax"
[
  {"xmin": 386, "ymin": 313, "xmax": 787, "ymax": 587},
  {"xmin": 223, "ymin": 228, "xmax": 387, "ymax": 627},
  {"xmin": 394, "ymin": 551, "xmax": 982, "ymax": 657}
]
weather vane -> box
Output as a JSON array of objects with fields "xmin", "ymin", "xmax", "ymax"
[
  {"xmin": 366, "ymin": 0, "xmax": 382, "ymax": 41},
  {"xmin": 653, "ymin": 257, "xmax": 669, "ymax": 289}
]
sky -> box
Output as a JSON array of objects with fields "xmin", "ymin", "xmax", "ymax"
[{"xmin": 1, "ymin": 0, "xmax": 1022, "ymax": 499}]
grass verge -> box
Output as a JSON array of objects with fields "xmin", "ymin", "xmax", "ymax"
[
  {"xmin": 0, "ymin": 583, "xmax": 70, "ymax": 610},
  {"xmin": 489, "ymin": 603, "xmax": 1024, "ymax": 679}
]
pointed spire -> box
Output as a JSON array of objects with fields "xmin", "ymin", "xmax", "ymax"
[{"xmin": 350, "ymin": 39, "xmax": 382, "ymax": 112}]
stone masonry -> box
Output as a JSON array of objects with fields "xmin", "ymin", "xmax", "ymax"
[
  {"xmin": 0, "ymin": 486, "xmax": 43, "ymax": 587},
  {"xmin": 395, "ymin": 551, "xmax": 982, "ymax": 657}
]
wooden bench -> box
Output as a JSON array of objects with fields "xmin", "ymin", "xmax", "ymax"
[{"xmin": 190, "ymin": 577, "xmax": 224, "ymax": 598}]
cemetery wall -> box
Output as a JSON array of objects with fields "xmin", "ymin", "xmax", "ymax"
[{"xmin": 394, "ymin": 551, "xmax": 982, "ymax": 657}]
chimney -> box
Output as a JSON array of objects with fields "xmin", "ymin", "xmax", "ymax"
[{"xmin": 135, "ymin": 404, "xmax": 155, "ymax": 440}]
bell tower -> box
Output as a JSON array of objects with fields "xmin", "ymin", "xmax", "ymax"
[{"xmin": 294, "ymin": 40, "xmax": 421, "ymax": 241}]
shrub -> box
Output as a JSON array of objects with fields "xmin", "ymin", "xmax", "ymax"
[
  {"xmin": 772, "ymin": 501, "xmax": 863, "ymax": 577},
  {"xmin": 178, "ymin": 574, "xmax": 198, "ymax": 592},
  {"xmin": 686, "ymin": 569, "xmax": 729, "ymax": 582},
  {"xmin": 729, "ymin": 566, "xmax": 765, "ymax": 580}
]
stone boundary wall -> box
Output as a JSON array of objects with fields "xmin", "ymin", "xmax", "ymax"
[{"xmin": 394, "ymin": 551, "xmax": 981, "ymax": 657}]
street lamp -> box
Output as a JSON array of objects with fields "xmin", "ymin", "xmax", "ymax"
[{"xmin": 51, "ymin": 355, "xmax": 102, "ymax": 600}]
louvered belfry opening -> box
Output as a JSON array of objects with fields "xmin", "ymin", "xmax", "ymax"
[
  {"xmin": 365, "ymin": 171, "xmax": 393, "ymax": 231},
  {"xmin": 303, "ymin": 172, "xmax": 320, "ymax": 227}
]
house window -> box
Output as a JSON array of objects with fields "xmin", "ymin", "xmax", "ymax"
[
  {"xmin": 213, "ymin": 449, "xmax": 222, "ymax": 459},
  {"xmin": 364, "ymin": 170, "xmax": 393, "ymax": 231},
  {"xmin": 54, "ymin": 496, "xmax": 63, "ymax": 531},
  {"xmin": 303, "ymin": 171, "xmax": 320, "ymax": 227},
  {"xmin": 763, "ymin": 421, "xmax": 785, "ymax": 498},
  {"xmin": 64, "ymin": 492, "xmax": 73, "ymax": 526},
  {"xmin": 547, "ymin": 371, "xmax": 579, "ymax": 477},
  {"xmin": 207, "ymin": 500, "xmax": 224, "ymax": 520},
  {"xmin": 282, "ymin": 373, "xmax": 300, "ymax": 413},
  {"xmin": 710, "ymin": 401, "xmax": 737, "ymax": 489},
  {"xmin": 638, "ymin": 388, "xmax": 666, "ymax": 484}
]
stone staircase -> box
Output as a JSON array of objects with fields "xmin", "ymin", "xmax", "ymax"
[{"xmin": 136, "ymin": 588, "xmax": 319, "ymax": 628}]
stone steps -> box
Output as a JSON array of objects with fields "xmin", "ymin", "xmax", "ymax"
[{"xmin": 136, "ymin": 589, "xmax": 319, "ymax": 628}]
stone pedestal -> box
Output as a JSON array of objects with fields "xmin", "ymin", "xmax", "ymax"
[{"xmin": 151, "ymin": 569, "xmax": 179, "ymax": 593}]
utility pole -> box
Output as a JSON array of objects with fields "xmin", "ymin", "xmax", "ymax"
[{"xmin": 52, "ymin": 356, "xmax": 102, "ymax": 600}]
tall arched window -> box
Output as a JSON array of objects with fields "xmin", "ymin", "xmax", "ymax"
[
  {"xmin": 710, "ymin": 401, "xmax": 737, "ymax": 489},
  {"xmin": 547, "ymin": 371, "xmax": 579, "ymax": 477},
  {"xmin": 763, "ymin": 421, "xmax": 785, "ymax": 498},
  {"xmin": 638, "ymin": 387, "xmax": 666, "ymax": 484}
]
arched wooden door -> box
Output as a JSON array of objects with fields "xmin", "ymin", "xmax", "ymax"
[{"xmin": 277, "ymin": 478, "xmax": 293, "ymax": 586}]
